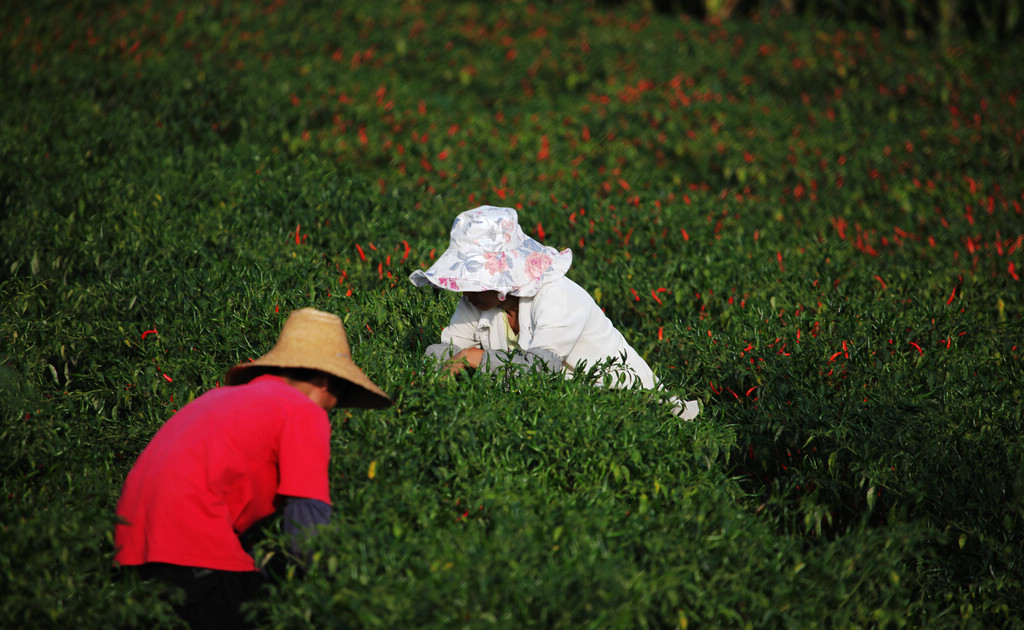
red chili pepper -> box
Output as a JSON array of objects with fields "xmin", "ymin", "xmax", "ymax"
[
  {"xmin": 909, "ymin": 341, "xmax": 923, "ymax": 355},
  {"xmin": 141, "ymin": 329, "xmax": 158, "ymax": 340},
  {"xmin": 537, "ymin": 135, "xmax": 550, "ymax": 161},
  {"xmin": 355, "ymin": 243, "xmax": 366, "ymax": 261}
]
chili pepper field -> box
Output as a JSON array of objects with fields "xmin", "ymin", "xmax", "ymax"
[{"xmin": 1, "ymin": 1, "xmax": 1022, "ymax": 627}]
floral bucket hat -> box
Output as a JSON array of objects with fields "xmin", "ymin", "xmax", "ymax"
[{"xmin": 409, "ymin": 206, "xmax": 572, "ymax": 298}]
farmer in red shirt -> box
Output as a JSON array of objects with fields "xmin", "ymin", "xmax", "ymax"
[{"xmin": 114, "ymin": 308, "xmax": 390, "ymax": 629}]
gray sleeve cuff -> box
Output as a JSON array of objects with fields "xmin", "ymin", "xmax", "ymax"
[
  {"xmin": 283, "ymin": 497, "xmax": 332, "ymax": 561},
  {"xmin": 477, "ymin": 347, "xmax": 562, "ymax": 374},
  {"xmin": 424, "ymin": 343, "xmax": 463, "ymax": 364}
]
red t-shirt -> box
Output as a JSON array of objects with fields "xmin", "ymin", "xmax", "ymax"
[{"xmin": 114, "ymin": 374, "xmax": 331, "ymax": 571}]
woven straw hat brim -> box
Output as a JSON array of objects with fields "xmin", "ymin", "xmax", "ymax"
[{"xmin": 223, "ymin": 309, "xmax": 391, "ymax": 410}]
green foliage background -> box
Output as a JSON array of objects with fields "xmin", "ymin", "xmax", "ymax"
[{"xmin": 1, "ymin": 0, "xmax": 1022, "ymax": 627}]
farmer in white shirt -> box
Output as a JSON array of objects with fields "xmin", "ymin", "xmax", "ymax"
[{"xmin": 409, "ymin": 205, "xmax": 700, "ymax": 420}]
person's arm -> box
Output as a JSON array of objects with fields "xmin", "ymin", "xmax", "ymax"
[
  {"xmin": 439, "ymin": 297, "xmax": 484, "ymax": 350},
  {"xmin": 282, "ymin": 496, "xmax": 332, "ymax": 564},
  {"xmin": 462, "ymin": 287, "xmax": 580, "ymax": 375},
  {"xmin": 466, "ymin": 346, "xmax": 563, "ymax": 374},
  {"xmin": 459, "ymin": 282, "xmax": 587, "ymax": 376},
  {"xmin": 433, "ymin": 292, "xmax": 570, "ymax": 375},
  {"xmin": 425, "ymin": 342, "xmax": 465, "ymax": 363},
  {"xmin": 424, "ymin": 298, "xmax": 483, "ymax": 373},
  {"xmin": 519, "ymin": 281, "xmax": 591, "ymax": 370}
]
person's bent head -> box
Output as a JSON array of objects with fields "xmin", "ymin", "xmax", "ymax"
[
  {"xmin": 232, "ymin": 365, "xmax": 355, "ymax": 411},
  {"xmin": 224, "ymin": 308, "xmax": 391, "ymax": 410},
  {"xmin": 465, "ymin": 290, "xmax": 511, "ymax": 311}
]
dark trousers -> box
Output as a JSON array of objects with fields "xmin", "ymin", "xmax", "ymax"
[{"xmin": 133, "ymin": 563, "xmax": 266, "ymax": 630}]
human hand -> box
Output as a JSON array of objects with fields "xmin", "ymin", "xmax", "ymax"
[{"xmin": 445, "ymin": 348, "xmax": 484, "ymax": 375}]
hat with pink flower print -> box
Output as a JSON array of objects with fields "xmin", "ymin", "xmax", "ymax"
[{"xmin": 409, "ymin": 206, "xmax": 572, "ymax": 298}]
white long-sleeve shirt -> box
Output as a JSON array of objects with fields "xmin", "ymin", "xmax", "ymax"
[{"xmin": 429, "ymin": 276, "xmax": 656, "ymax": 389}]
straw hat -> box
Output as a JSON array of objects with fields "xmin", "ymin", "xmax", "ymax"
[
  {"xmin": 224, "ymin": 308, "xmax": 391, "ymax": 409},
  {"xmin": 409, "ymin": 206, "xmax": 572, "ymax": 298}
]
